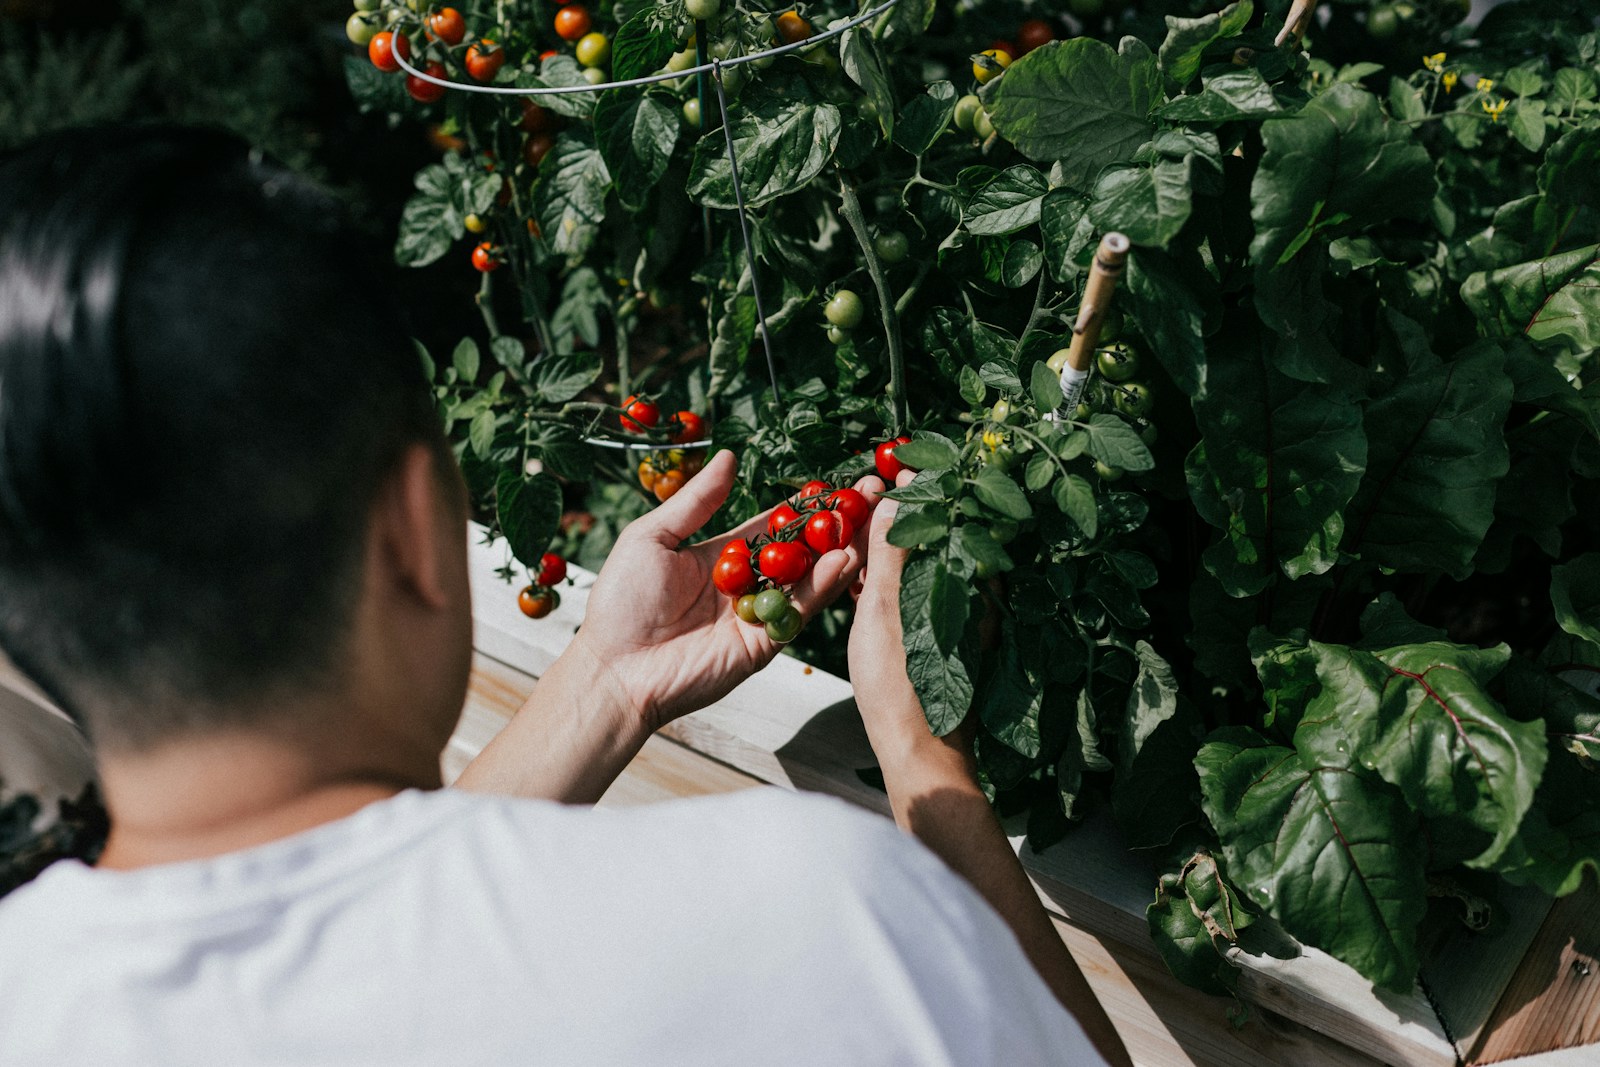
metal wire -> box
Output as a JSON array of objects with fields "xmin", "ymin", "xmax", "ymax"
[{"xmin": 386, "ymin": 0, "xmax": 904, "ymax": 97}]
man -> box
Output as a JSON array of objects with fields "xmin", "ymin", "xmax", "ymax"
[{"xmin": 0, "ymin": 127, "xmax": 1130, "ymax": 1066}]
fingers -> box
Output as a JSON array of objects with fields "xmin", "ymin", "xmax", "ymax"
[
  {"xmin": 858, "ymin": 468, "xmax": 916, "ymax": 603},
  {"xmin": 637, "ymin": 449, "xmax": 737, "ymax": 548}
]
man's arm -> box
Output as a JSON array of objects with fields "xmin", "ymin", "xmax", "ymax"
[
  {"xmin": 848, "ymin": 476, "xmax": 1134, "ymax": 1067},
  {"xmin": 456, "ymin": 450, "xmax": 871, "ymax": 804}
]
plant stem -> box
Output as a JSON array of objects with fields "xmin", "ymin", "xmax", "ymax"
[
  {"xmin": 476, "ymin": 269, "xmax": 502, "ymax": 339},
  {"xmin": 838, "ymin": 173, "xmax": 908, "ymax": 434},
  {"xmin": 615, "ymin": 304, "xmax": 633, "ymax": 402},
  {"xmin": 895, "ymin": 260, "xmax": 933, "ymax": 318},
  {"xmin": 1014, "ymin": 269, "xmax": 1053, "ymax": 362}
]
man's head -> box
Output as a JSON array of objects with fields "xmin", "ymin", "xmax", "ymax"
[{"xmin": 0, "ymin": 126, "xmax": 471, "ymax": 757}]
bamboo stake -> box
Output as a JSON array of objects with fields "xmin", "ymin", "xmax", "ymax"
[
  {"xmin": 1056, "ymin": 232, "xmax": 1130, "ymax": 419},
  {"xmin": 1274, "ymin": 0, "xmax": 1316, "ymax": 46}
]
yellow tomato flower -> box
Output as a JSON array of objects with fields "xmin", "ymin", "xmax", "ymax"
[
  {"xmin": 1483, "ymin": 97, "xmax": 1508, "ymax": 122},
  {"xmin": 1423, "ymin": 52, "xmax": 1446, "ymax": 72},
  {"xmin": 1477, "ymin": 77, "xmax": 1495, "ymax": 93},
  {"xmin": 1442, "ymin": 71, "xmax": 1459, "ymax": 93}
]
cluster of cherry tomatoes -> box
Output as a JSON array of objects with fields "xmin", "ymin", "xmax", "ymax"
[
  {"xmin": 618, "ymin": 397, "xmax": 712, "ymax": 503},
  {"xmin": 516, "ymin": 551, "xmax": 569, "ymax": 619},
  {"xmin": 711, "ymin": 480, "xmax": 872, "ymax": 644}
]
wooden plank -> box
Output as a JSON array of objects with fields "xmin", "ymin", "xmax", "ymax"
[
  {"xmin": 1423, "ymin": 883, "xmax": 1554, "ymax": 1057},
  {"xmin": 1472, "ymin": 878, "xmax": 1600, "ymax": 1064}
]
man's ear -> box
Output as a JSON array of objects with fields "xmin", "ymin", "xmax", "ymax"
[{"xmin": 373, "ymin": 442, "xmax": 456, "ymax": 611}]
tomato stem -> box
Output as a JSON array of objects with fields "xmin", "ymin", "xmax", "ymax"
[
  {"xmin": 837, "ymin": 174, "xmax": 907, "ymax": 435},
  {"xmin": 475, "ymin": 268, "xmax": 501, "ymax": 339}
]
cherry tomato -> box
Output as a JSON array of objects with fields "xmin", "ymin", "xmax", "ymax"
[
  {"xmin": 1046, "ymin": 348, "xmax": 1072, "ymax": 374},
  {"xmin": 825, "ymin": 290, "xmax": 865, "ymax": 329},
  {"xmin": 973, "ymin": 48, "xmax": 1011, "ymax": 84},
  {"xmin": 637, "ymin": 458, "xmax": 658, "ymax": 491},
  {"xmin": 524, "ymin": 133, "xmax": 556, "ymax": 168},
  {"xmin": 1016, "ymin": 18, "xmax": 1055, "ymax": 54},
  {"xmin": 427, "ymin": 7, "xmax": 466, "ymax": 45},
  {"xmin": 803, "ymin": 510, "xmax": 854, "ymax": 554},
  {"xmin": 1096, "ymin": 342, "xmax": 1141, "ymax": 382},
  {"xmin": 797, "ymin": 479, "xmax": 831, "ymax": 503},
  {"xmin": 575, "ymin": 32, "xmax": 610, "ymax": 68},
  {"xmin": 753, "ymin": 588, "xmax": 791, "ymax": 623},
  {"xmin": 670, "ymin": 411, "xmax": 706, "ymax": 444},
  {"xmin": 1113, "ymin": 381, "xmax": 1152, "ymax": 418},
  {"xmin": 776, "ymin": 10, "xmax": 813, "ymax": 43},
  {"xmin": 874, "ymin": 231, "xmax": 909, "ymax": 263},
  {"xmin": 465, "ymin": 39, "xmax": 505, "ymax": 82},
  {"xmin": 758, "ymin": 541, "xmax": 809, "ymax": 585},
  {"xmin": 519, "ymin": 100, "xmax": 554, "ymax": 133},
  {"xmin": 769, "ymin": 502, "xmax": 803, "ymax": 535},
  {"xmin": 765, "ymin": 605, "xmax": 804, "ymax": 644},
  {"xmin": 464, "ymin": 213, "xmax": 487, "ymax": 234},
  {"xmin": 874, "ymin": 435, "xmax": 912, "ymax": 481},
  {"xmin": 953, "ymin": 93, "xmax": 983, "ymax": 132},
  {"xmin": 654, "ymin": 469, "xmax": 686, "ymax": 501},
  {"xmin": 734, "ymin": 593, "xmax": 762, "ymax": 624},
  {"xmin": 686, "ymin": 0, "xmax": 721, "ymax": 18},
  {"xmin": 973, "ymin": 108, "xmax": 996, "ymax": 140},
  {"xmin": 721, "ymin": 538, "xmax": 750, "ymax": 559},
  {"xmin": 471, "ymin": 242, "xmax": 501, "ymax": 272},
  {"xmin": 346, "ymin": 12, "xmax": 381, "ymax": 46},
  {"xmin": 825, "ymin": 325, "xmax": 848, "ymax": 345},
  {"xmin": 518, "ymin": 585, "xmax": 559, "ymax": 618},
  {"xmin": 1094, "ymin": 459, "xmax": 1124, "ymax": 482},
  {"xmin": 369, "ymin": 31, "xmax": 410, "ymax": 72},
  {"xmin": 826, "ymin": 488, "xmax": 870, "ymax": 530},
  {"xmin": 582, "ymin": 66, "xmax": 607, "ymax": 85},
  {"xmin": 534, "ymin": 552, "xmax": 567, "ymax": 587},
  {"xmin": 713, "ymin": 554, "xmax": 757, "ymax": 597},
  {"xmin": 621, "ymin": 395, "xmax": 660, "ymax": 432},
  {"xmin": 554, "ymin": 4, "xmax": 592, "ymax": 41},
  {"xmin": 678, "ymin": 449, "xmax": 706, "ymax": 477},
  {"xmin": 406, "ymin": 61, "xmax": 448, "ymax": 103},
  {"xmin": 682, "ymin": 99, "xmax": 703, "ymax": 129}
]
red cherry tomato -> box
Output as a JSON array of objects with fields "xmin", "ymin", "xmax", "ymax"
[
  {"xmin": 405, "ymin": 61, "xmax": 448, "ymax": 103},
  {"xmin": 826, "ymin": 488, "xmax": 870, "ymax": 530},
  {"xmin": 874, "ymin": 435, "xmax": 913, "ymax": 481},
  {"xmin": 523, "ymin": 133, "xmax": 555, "ymax": 168},
  {"xmin": 758, "ymin": 541, "xmax": 810, "ymax": 586},
  {"xmin": 797, "ymin": 479, "xmax": 831, "ymax": 504},
  {"xmin": 369, "ymin": 31, "xmax": 410, "ymax": 72},
  {"xmin": 465, "ymin": 39, "xmax": 506, "ymax": 82},
  {"xmin": 721, "ymin": 538, "xmax": 750, "ymax": 559},
  {"xmin": 670, "ymin": 410, "xmax": 706, "ymax": 444},
  {"xmin": 1016, "ymin": 18, "xmax": 1055, "ymax": 54},
  {"xmin": 427, "ymin": 7, "xmax": 467, "ymax": 45},
  {"xmin": 768, "ymin": 503, "xmax": 802, "ymax": 535},
  {"xmin": 653, "ymin": 468, "xmax": 686, "ymax": 501},
  {"xmin": 554, "ymin": 4, "xmax": 592, "ymax": 41},
  {"xmin": 471, "ymin": 242, "xmax": 500, "ymax": 272},
  {"xmin": 534, "ymin": 552, "xmax": 567, "ymax": 587},
  {"xmin": 621, "ymin": 395, "xmax": 660, "ymax": 433},
  {"xmin": 803, "ymin": 510, "xmax": 855, "ymax": 554},
  {"xmin": 712, "ymin": 554, "xmax": 758, "ymax": 597},
  {"xmin": 520, "ymin": 100, "xmax": 554, "ymax": 133},
  {"xmin": 517, "ymin": 585, "xmax": 559, "ymax": 618}
]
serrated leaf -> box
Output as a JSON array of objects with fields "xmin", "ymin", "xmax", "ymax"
[
  {"xmin": 886, "ymin": 504, "xmax": 950, "ymax": 548},
  {"xmin": 534, "ymin": 352, "xmax": 602, "ymax": 404},
  {"xmin": 468, "ymin": 409, "xmax": 495, "ymax": 459},
  {"xmin": 902, "ymin": 554, "xmax": 974, "ymax": 735},
  {"xmin": 1087, "ymin": 157, "xmax": 1196, "ymax": 248},
  {"xmin": 495, "ymin": 470, "xmax": 563, "ymax": 567},
  {"xmin": 959, "ymin": 364, "xmax": 985, "ymax": 406},
  {"xmin": 928, "ymin": 562, "xmax": 970, "ymax": 652},
  {"xmin": 611, "ymin": 13, "xmax": 674, "ymax": 81},
  {"xmin": 894, "ymin": 80, "xmax": 956, "ymax": 157},
  {"xmin": 1124, "ymin": 248, "xmax": 1212, "ymax": 397},
  {"xmin": 964, "ymin": 165, "xmax": 1049, "ymax": 236},
  {"xmin": 1083, "ymin": 415, "xmax": 1154, "ymax": 472},
  {"xmin": 593, "ymin": 92, "xmax": 678, "ymax": 211},
  {"xmin": 536, "ymin": 132, "xmax": 611, "ymax": 257},
  {"xmin": 1030, "ymin": 360, "xmax": 1063, "ymax": 411},
  {"xmin": 840, "ymin": 28, "xmax": 893, "ymax": 139},
  {"xmin": 687, "ymin": 83, "xmax": 842, "ymax": 209},
  {"xmin": 980, "ymin": 627, "xmax": 1042, "ymax": 758},
  {"xmin": 1052, "ymin": 474, "xmax": 1097, "ymax": 538},
  {"xmin": 1024, "ymin": 452, "xmax": 1054, "ymax": 491},
  {"xmin": 1158, "ymin": 68, "xmax": 1284, "ymax": 122},
  {"xmin": 1159, "ymin": 0, "xmax": 1253, "ymax": 85},
  {"xmin": 951, "ymin": 523, "xmax": 1014, "ymax": 576},
  {"xmin": 1000, "ymin": 239, "xmax": 1042, "ymax": 288},
  {"xmin": 894, "ymin": 432, "xmax": 962, "ymax": 471},
  {"xmin": 885, "ymin": 469, "xmax": 957, "ymax": 504},
  {"xmin": 974, "ymin": 468, "xmax": 1032, "ymax": 520}
]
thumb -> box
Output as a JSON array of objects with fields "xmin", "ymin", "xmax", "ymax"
[
  {"xmin": 860, "ymin": 468, "xmax": 916, "ymax": 598},
  {"xmin": 639, "ymin": 449, "xmax": 736, "ymax": 547}
]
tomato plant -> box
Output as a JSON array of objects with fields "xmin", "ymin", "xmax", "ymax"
[{"xmin": 352, "ymin": 0, "xmax": 1600, "ymax": 1004}]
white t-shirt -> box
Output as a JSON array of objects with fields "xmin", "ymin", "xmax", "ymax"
[{"xmin": 0, "ymin": 787, "xmax": 1106, "ymax": 1066}]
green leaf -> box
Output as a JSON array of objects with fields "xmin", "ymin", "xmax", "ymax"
[
  {"xmin": 894, "ymin": 80, "xmax": 956, "ymax": 157},
  {"xmin": 1509, "ymin": 99, "xmax": 1547, "ymax": 153},
  {"xmin": 1551, "ymin": 553, "xmax": 1600, "ymax": 648},
  {"xmin": 452, "ymin": 337, "xmax": 480, "ymax": 382},
  {"xmin": 1030, "ymin": 360, "xmax": 1063, "ymax": 411},
  {"xmin": 1039, "ymin": 188, "xmax": 1093, "ymax": 284},
  {"xmin": 1159, "ymin": 0, "xmax": 1253, "ymax": 85},
  {"xmin": 1052, "ymin": 473, "xmax": 1097, "ymax": 538},
  {"xmin": 963, "ymin": 165, "xmax": 1050, "ymax": 236},
  {"xmin": 593, "ymin": 92, "xmax": 678, "ymax": 210},
  {"xmin": 522, "ymin": 56, "xmax": 598, "ymax": 120},
  {"xmin": 1147, "ymin": 863, "xmax": 1242, "ymax": 996},
  {"xmin": 1539, "ymin": 126, "xmax": 1600, "ymax": 211},
  {"xmin": 840, "ymin": 28, "xmax": 893, "ymax": 139},
  {"xmin": 951, "ymin": 523, "xmax": 1014, "ymax": 576},
  {"xmin": 1313, "ymin": 641, "xmax": 1548, "ymax": 868},
  {"xmin": 1087, "ymin": 156, "xmax": 1196, "ymax": 248},
  {"xmin": 887, "ymin": 504, "xmax": 950, "ymax": 548},
  {"xmin": 610, "ymin": 13, "xmax": 674, "ymax": 82},
  {"xmin": 973, "ymin": 467, "xmax": 1033, "ymax": 520},
  {"xmin": 1000, "ymin": 240, "xmax": 1042, "ymax": 288},
  {"xmin": 902, "ymin": 554, "xmax": 974, "ymax": 735},
  {"xmin": 1461, "ymin": 244, "xmax": 1600, "ymax": 353},
  {"xmin": 394, "ymin": 180, "xmax": 456, "ymax": 268},
  {"xmin": 895, "ymin": 431, "xmax": 962, "ymax": 471},
  {"xmin": 959, "ymin": 365, "xmax": 985, "ymax": 406},
  {"xmin": 928, "ymin": 562, "xmax": 972, "ymax": 652},
  {"xmin": 1196, "ymin": 728, "xmax": 1428, "ymax": 992},
  {"xmin": 1157, "ymin": 68, "xmax": 1284, "ymax": 122},
  {"xmin": 1083, "ymin": 414, "xmax": 1154, "ymax": 472},
  {"xmin": 495, "ymin": 470, "xmax": 563, "ymax": 568},
  {"xmin": 886, "ymin": 469, "xmax": 959, "ymax": 504},
  {"xmin": 1185, "ymin": 335, "xmax": 1367, "ymax": 596},
  {"xmin": 1346, "ymin": 347, "xmax": 1512, "ymax": 578},
  {"xmin": 985, "ymin": 38, "xmax": 1161, "ymax": 190},
  {"xmin": 979, "ymin": 627, "xmax": 1042, "ymax": 758},
  {"xmin": 533, "ymin": 352, "xmax": 602, "ymax": 404},
  {"xmin": 687, "ymin": 84, "xmax": 842, "ymax": 209},
  {"xmin": 1114, "ymin": 643, "xmax": 1202, "ymax": 848},
  {"xmin": 468, "ymin": 409, "xmax": 496, "ymax": 459},
  {"xmin": 1498, "ymin": 744, "xmax": 1600, "ymax": 897},
  {"xmin": 1024, "ymin": 452, "xmax": 1054, "ymax": 491},
  {"xmin": 536, "ymin": 132, "xmax": 611, "ymax": 257},
  {"xmin": 1124, "ymin": 248, "xmax": 1211, "ymax": 397}
]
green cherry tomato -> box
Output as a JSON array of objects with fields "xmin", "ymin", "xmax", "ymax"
[
  {"xmin": 874, "ymin": 231, "xmax": 910, "ymax": 264},
  {"xmin": 990, "ymin": 399, "xmax": 1011, "ymax": 422},
  {"xmin": 346, "ymin": 11, "xmax": 381, "ymax": 45},
  {"xmin": 1132, "ymin": 417, "xmax": 1158, "ymax": 446},
  {"xmin": 665, "ymin": 49, "xmax": 696, "ymax": 73},
  {"xmin": 575, "ymin": 32, "xmax": 611, "ymax": 68},
  {"xmin": 734, "ymin": 593, "xmax": 762, "ymax": 624},
  {"xmin": 1094, "ymin": 459, "xmax": 1124, "ymax": 482},
  {"xmin": 1046, "ymin": 348, "xmax": 1072, "ymax": 374},
  {"xmin": 753, "ymin": 588, "xmax": 791, "ymax": 623},
  {"xmin": 682, "ymin": 98, "xmax": 702, "ymax": 128},
  {"xmin": 1113, "ymin": 381, "xmax": 1152, "ymax": 418},
  {"xmin": 1367, "ymin": 5, "xmax": 1398, "ymax": 38},
  {"xmin": 1073, "ymin": 401, "xmax": 1093, "ymax": 420},
  {"xmin": 953, "ymin": 94, "xmax": 982, "ymax": 133},
  {"xmin": 685, "ymin": 0, "xmax": 720, "ymax": 18},
  {"xmin": 582, "ymin": 66, "xmax": 607, "ymax": 84},
  {"xmin": 973, "ymin": 108, "xmax": 996, "ymax": 140},
  {"xmin": 989, "ymin": 519, "xmax": 1019, "ymax": 544},
  {"xmin": 826, "ymin": 325, "xmax": 849, "ymax": 345},
  {"xmin": 825, "ymin": 290, "xmax": 865, "ymax": 329},
  {"xmin": 353, "ymin": 0, "xmax": 381, "ymax": 11},
  {"xmin": 1096, "ymin": 342, "xmax": 1140, "ymax": 382},
  {"xmin": 764, "ymin": 605, "xmax": 804, "ymax": 644}
]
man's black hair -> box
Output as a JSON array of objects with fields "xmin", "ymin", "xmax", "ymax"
[{"xmin": 0, "ymin": 125, "xmax": 443, "ymax": 749}]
